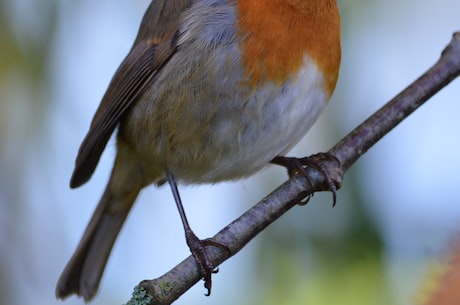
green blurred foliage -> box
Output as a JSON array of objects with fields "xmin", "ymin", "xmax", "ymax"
[
  {"xmin": 0, "ymin": 1, "xmax": 57, "ymax": 303},
  {"xmin": 248, "ymin": 168, "xmax": 386, "ymax": 305}
]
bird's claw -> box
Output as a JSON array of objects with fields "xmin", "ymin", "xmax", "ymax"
[
  {"xmin": 272, "ymin": 153, "xmax": 341, "ymax": 206},
  {"xmin": 184, "ymin": 229, "xmax": 230, "ymax": 296}
]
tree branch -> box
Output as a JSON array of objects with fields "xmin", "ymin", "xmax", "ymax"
[{"xmin": 125, "ymin": 32, "xmax": 460, "ymax": 305}]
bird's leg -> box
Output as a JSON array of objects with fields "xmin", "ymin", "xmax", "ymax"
[
  {"xmin": 165, "ymin": 170, "xmax": 230, "ymax": 296},
  {"xmin": 271, "ymin": 153, "xmax": 340, "ymax": 206}
]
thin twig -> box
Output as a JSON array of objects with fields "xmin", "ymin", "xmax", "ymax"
[
  {"xmin": 125, "ymin": 32, "xmax": 460, "ymax": 305},
  {"xmin": 329, "ymin": 32, "xmax": 460, "ymax": 171}
]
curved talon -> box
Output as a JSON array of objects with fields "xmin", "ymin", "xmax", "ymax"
[
  {"xmin": 300, "ymin": 154, "xmax": 339, "ymax": 206},
  {"xmin": 271, "ymin": 153, "xmax": 340, "ymax": 206},
  {"xmin": 184, "ymin": 229, "xmax": 230, "ymax": 296},
  {"xmin": 202, "ymin": 238, "xmax": 231, "ymax": 255}
]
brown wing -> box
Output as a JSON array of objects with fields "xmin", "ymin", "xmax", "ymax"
[{"xmin": 70, "ymin": 0, "xmax": 192, "ymax": 188}]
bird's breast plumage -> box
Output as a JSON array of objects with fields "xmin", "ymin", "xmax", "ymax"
[{"xmin": 118, "ymin": 0, "xmax": 341, "ymax": 184}]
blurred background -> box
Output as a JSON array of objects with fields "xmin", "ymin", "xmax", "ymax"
[{"xmin": 1, "ymin": 0, "xmax": 459, "ymax": 304}]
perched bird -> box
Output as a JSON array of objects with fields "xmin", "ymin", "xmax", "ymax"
[{"xmin": 56, "ymin": 0, "xmax": 341, "ymax": 301}]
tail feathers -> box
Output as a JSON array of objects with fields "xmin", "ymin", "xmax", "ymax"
[{"xmin": 56, "ymin": 186, "xmax": 138, "ymax": 302}]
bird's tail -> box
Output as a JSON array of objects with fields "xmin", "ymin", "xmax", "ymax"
[{"xmin": 56, "ymin": 176, "xmax": 140, "ymax": 302}]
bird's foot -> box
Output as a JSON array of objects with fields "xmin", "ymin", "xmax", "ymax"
[
  {"xmin": 272, "ymin": 153, "xmax": 341, "ymax": 206},
  {"xmin": 185, "ymin": 229, "xmax": 230, "ymax": 296}
]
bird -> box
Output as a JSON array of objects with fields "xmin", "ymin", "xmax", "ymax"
[{"xmin": 56, "ymin": 0, "xmax": 341, "ymax": 302}]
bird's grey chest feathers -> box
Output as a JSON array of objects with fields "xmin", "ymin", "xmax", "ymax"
[{"xmin": 118, "ymin": 1, "xmax": 328, "ymax": 183}]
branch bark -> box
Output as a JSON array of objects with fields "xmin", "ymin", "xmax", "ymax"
[{"xmin": 125, "ymin": 32, "xmax": 460, "ymax": 305}]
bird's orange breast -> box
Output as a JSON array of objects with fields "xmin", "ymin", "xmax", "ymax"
[{"xmin": 236, "ymin": 0, "xmax": 341, "ymax": 95}]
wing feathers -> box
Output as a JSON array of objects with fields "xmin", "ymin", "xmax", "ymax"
[{"xmin": 70, "ymin": 36, "xmax": 177, "ymax": 188}]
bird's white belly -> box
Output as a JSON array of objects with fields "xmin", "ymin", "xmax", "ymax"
[{"xmin": 188, "ymin": 56, "xmax": 329, "ymax": 182}]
